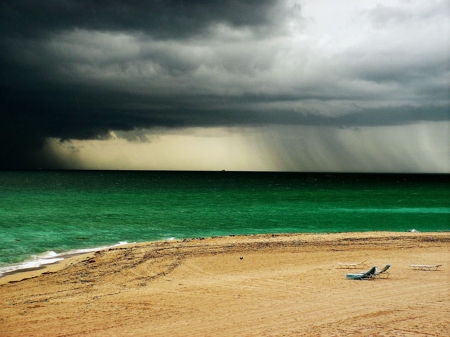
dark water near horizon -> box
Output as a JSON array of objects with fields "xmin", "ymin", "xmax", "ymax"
[{"xmin": 0, "ymin": 171, "xmax": 449, "ymax": 274}]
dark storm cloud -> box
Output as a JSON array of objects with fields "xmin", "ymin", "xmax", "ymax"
[
  {"xmin": 0, "ymin": 0, "xmax": 448, "ymax": 169},
  {"xmin": 0, "ymin": 0, "xmax": 287, "ymax": 168},
  {"xmin": 0, "ymin": 0, "xmax": 279, "ymax": 39}
]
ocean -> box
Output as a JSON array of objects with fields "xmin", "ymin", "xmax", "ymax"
[{"xmin": 0, "ymin": 171, "xmax": 449, "ymax": 276}]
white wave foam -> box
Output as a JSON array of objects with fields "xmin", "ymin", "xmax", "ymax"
[
  {"xmin": 0, "ymin": 252, "xmax": 64, "ymax": 277},
  {"xmin": 115, "ymin": 241, "xmax": 131, "ymax": 246},
  {"xmin": 39, "ymin": 251, "xmax": 59, "ymax": 258},
  {"xmin": 0, "ymin": 241, "xmax": 132, "ymax": 278}
]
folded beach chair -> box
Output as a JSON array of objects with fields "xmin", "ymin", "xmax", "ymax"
[
  {"xmin": 409, "ymin": 264, "xmax": 442, "ymax": 271},
  {"xmin": 338, "ymin": 260, "xmax": 367, "ymax": 269},
  {"xmin": 346, "ymin": 266, "xmax": 377, "ymax": 280},
  {"xmin": 373, "ymin": 264, "xmax": 390, "ymax": 278}
]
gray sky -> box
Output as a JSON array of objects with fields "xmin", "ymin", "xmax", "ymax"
[{"xmin": 1, "ymin": 0, "xmax": 449, "ymax": 172}]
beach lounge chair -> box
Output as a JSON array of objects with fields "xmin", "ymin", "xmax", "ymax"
[
  {"xmin": 346, "ymin": 266, "xmax": 377, "ymax": 280},
  {"xmin": 338, "ymin": 260, "xmax": 367, "ymax": 269},
  {"xmin": 373, "ymin": 264, "xmax": 390, "ymax": 278},
  {"xmin": 409, "ymin": 264, "xmax": 442, "ymax": 271}
]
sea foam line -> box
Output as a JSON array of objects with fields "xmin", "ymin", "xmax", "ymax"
[{"xmin": 0, "ymin": 241, "xmax": 131, "ymax": 278}]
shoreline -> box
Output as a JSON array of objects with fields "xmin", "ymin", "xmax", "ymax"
[
  {"xmin": 1, "ymin": 231, "xmax": 449, "ymax": 336},
  {"xmin": 0, "ymin": 231, "xmax": 447, "ymax": 285},
  {"xmin": 0, "ymin": 243, "xmax": 132, "ymax": 281}
]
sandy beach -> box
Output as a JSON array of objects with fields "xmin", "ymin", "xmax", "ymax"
[{"xmin": 1, "ymin": 232, "xmax": 449, "ymax": 336}]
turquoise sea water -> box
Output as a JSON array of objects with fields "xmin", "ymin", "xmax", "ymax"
[{"xmin": 0, "ymin": 171, "xmax": 449, "ymax": 274}]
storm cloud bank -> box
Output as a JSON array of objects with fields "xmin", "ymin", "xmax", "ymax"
[{"xmin": 1, "ymin": 0, "xmax": 449, "ymax": 170}]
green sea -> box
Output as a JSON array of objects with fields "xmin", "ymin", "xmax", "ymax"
[{"xmin": 0, "ymin": 171, "xmax": 449, "ymax": 276}]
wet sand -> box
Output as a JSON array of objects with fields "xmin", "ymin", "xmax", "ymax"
[{"xmin": 1, "ymin": 232, "xmax": 449, "ymax": 336}]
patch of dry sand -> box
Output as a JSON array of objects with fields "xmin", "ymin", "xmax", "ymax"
[{"xmin": 1, "ymin": 232, "xmax": 449, "ymax": 336}]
